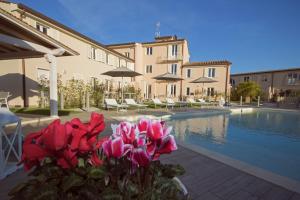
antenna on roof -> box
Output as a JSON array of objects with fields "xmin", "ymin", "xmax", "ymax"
[{"xmin": 155, "ymin": 21, "xmax": 160, "ymax": 38}]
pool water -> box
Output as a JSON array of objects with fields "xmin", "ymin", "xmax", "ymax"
[{"xmin": 169, "ymin": 110, "xmax": 300, "ymax": 181}]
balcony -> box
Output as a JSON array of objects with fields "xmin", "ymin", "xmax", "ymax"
[{"xmin": 157, "ymin": 54, "xmax": 183, "ymax": 64}]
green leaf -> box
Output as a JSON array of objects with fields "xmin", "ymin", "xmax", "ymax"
[
  {"xmin": 62, "ymin": 174, "xmax": 84, "ymax": 192},
  {"xmin": 88, "ymin": 167, "xmax": 105, "ymax": 179},
  {"xmin": 78, "ymin": 158, "xmax": 85, "ymax": 168},
  {"xmin": 102, "ymin": 194, "xmax": 123, "ymax": 200}
]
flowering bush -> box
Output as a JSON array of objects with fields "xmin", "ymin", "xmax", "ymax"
[{"xmin": 9, "ymin": 113, "xmax": 186, "ymax": 200}]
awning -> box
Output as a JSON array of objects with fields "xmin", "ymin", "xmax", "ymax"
[
  {"xmin": 101, "ymin": 67, "xmax": 141, "ymax": 77},
  {"xmin": 153, "ymin": 73, "xmax": 183, "ymax": 81},
  {"xmin": 190, "ymin": 77, "xmax": 217, "ymax": 83}
]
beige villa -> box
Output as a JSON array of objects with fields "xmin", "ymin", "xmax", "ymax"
[
  {"xmin": 0, "ymin": 1, "xmax": 134, "ymax": 108},
  {"xmin": 108, "ymin": 37, "xmax": 231, "ymax": 101},
  {"xmin": 0, "ymin": 1, "xmax": 232, "ymax": 109},
  {"xmin": 230, "ymin": 68, "xmax": 300, "ymax": 101}
]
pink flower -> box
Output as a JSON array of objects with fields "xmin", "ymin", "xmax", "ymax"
[
  {"xmin": 131, "ymin": 148, "xmax": 151, "ymax": 167},
  {"xmin": 103, "ymin": 137, "xmax": 125, "ymax": 158},
  {"xmin": 113, "ymin": 122, "xmax": 136, "ymax": 144}
]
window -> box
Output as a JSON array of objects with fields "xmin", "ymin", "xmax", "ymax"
[
  {"xmin": 208, "ymin": 68, "xmax": 216, "ymax": 77},
  {"xmin": 146, "ymin": 65, "xmax": 152, "ymax": 73},
  {"xmin": 244, "ymin": 76, "xmax": 250, "ymax": 82},
  {"xmin": 172, "ymin": 44, "xmax": 178, "ymax": 56},
  {"xmin": 91, "ymin": 47, "xmax": 96, "ymax": 60},
  {"xmin": 207, "ymin": 88, "xmax": 215, "ymax": 96},
  {"xmin": 186, "ymin": 87, "xmax": 190, "ymax": 95},
  {"xmin": 171, "ymin": 84, "xmax": 176, "ymax": 96},
  {"xmin": 125, "ymin": 52, "xmax": 130, "ymax": 58},
  {"xmin": 171, "ymin": 64, "xmax": 177, "ymax": 75},
  {"xmin": 288, "ymin": 73, "xmax": 297, "ymax": 85},
  {"xmin": 186, "ymin": 69, "xmax": 191, "ymax": 78},
  {"xmin": 36, "ymin": 23, "xmax": 48, "ymax": 34},
  {"xmin": 230, "ymin": 79, "xmax": 235, "ymax": 86},
  {"xmin": 146, "ymin": 47, "xmax": 153, "ymax": 55}
]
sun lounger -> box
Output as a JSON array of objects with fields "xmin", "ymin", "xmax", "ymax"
[
  {"xmin": 125, "ymin": 99, "xmax": 148, "ymax": 110},
  {"xmin": 0, "ymin": 92, "xmax": 11, "ymax": 109},
  {"xmin": 186, "ymin": 98, "xmax": 201, "ymax": 106},
  {"xmin": 152, "ymin": 98, "xmax": 166, "ymax": 108},
  {"xmin": 104, "ymin": 99, "xmax": 128, "ymax": 112},
  {"xmin": 166, "ymin": 98, "xmax": 176, "ymax": 109},
  {"xmin": 167, "ymin": 98, "xmax": 188, "ymax": 108}
]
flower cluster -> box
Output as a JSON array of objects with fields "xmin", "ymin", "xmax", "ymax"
[
  {"xmin": 102, "ymin": 118, "xmax": 177, "ymax": 169},
  {"xmin": 21, "ymin": 112, "xmax": 106, "ymax": 170}
]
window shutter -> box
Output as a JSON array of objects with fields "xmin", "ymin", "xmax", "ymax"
[
  {"xmin": 95, "ymin": 49, "xmax": 100, "ymax": 61},
  {"xmin": 87, "ymin": 46, "xmax": 92, "ymax": 59},
  {"xmin": 168, "ymin": 45, "xmax": 172, "ymax": 59},
  {"xmin": 167, "ymin": 64, "xmax": 172, "ymax": 73}
]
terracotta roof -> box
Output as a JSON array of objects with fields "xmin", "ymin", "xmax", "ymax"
[
  {"xmin": 231, "ymin": 67, "xmax": 300, "ymax": 76},
  {"xmin": 183, "ymin": 60, "xmax": 232, "ymax": 67},
  {"xmin": 14, "ymin": 3, "xmax": 134, "ymax": 62},
  {"xmin": 106, "ymin": 38, "xmax": 185, "ymax": 47}
]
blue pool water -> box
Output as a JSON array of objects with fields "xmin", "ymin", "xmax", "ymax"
[{"xmin": 169, "ymin": 110, "xmax": 300, "ymax": 181}]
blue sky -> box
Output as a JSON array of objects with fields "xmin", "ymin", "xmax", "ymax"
[{"xmin": 17, "ymin": 0, "xmax": 300, "ymax": 73}]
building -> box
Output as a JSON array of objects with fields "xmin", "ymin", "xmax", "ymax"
[
  {"xmin": 107, "ymin": 37, "xmax": 231, "ymax": 100},
  {"xmin": 0, "ymin": 1, "xmax": 232, "ymax": 108},
  {"xmin": 0, "ymin": 1, "xmax": 134, "ymax": 107},
  {"xmin": 230, "ymin": 68, "xmax": 300, "ymax": 101}
]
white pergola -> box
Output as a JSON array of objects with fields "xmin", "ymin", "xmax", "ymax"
[{"xmin": 0, "ymin": 9, "xmax": 78, "ymax": 117}]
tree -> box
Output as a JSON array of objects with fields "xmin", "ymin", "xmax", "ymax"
[{"xmin": 236, "ymin": 81, "xmax": 261, "ymax": 102}]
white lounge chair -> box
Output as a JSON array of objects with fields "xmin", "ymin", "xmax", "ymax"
[
  {"xmin": 152, "ymin": 98, "xmax": 166, "ymax": 108},
  {"xmin": 0, "ymin": 92, "xmax": 10, "ymax": 109},
  {"xmin": 186, "ymin": 98, "xmax": 201, "ymax": 106},
  {"xmin": 166, "ymin": 98, "xmax": 176, "ymax": 109},
  {"xmin": 219, "ymin": 97, "xmax": 225, "ymax": 107},
  {"xmin": 125, "ymin": 99, "xmax": 148, "ymax": 110},
  {"xmin": 104, "ymin": 99, "xmax": 128, "ymax": 112},
  {"xmin": 198, "ymin": 98, "xmax": 206, "ymax": 103}
]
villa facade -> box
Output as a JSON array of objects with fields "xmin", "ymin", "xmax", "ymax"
[
  {"xmin": 0, "ymin": 1, "xmax": 232, "ymax": 107},
  {"xmin": 0, "ymin": 1, "xmax": 134, "ymax": 107},
  {"xmin": 230, "ymin": 68, "xmax": 300, "ymax": 101},
  {"xmin": 108, "ymin": 39, "xmax": 231, "ymax": 100}
]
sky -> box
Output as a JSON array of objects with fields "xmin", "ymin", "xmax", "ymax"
[{"xmin": 16, "ymin": 0, "xmax": 300, "ymax": 73}]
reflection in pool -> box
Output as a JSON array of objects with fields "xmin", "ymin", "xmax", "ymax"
[{"xmin": 169, "ymin": 110, "xmax": 300, "ymax": 182}]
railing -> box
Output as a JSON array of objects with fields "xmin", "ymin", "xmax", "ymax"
[{"xmin": 157, "ymin": 54, "xmax": 183, "ymax": 63}]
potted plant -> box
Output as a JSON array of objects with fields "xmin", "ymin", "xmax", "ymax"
[{"xmin": 9, "ymin": 113, "xmax": 188, "ymax": 200}]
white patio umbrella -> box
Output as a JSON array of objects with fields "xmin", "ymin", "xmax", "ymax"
[
  {"xmin": 153, "ymin": 73, "xmax": 183, "ymax": 98},
  {"xmin": 190, "ymin": 77, "xmax": 217, "ymax": 96},
  {"xmin": 101, "ymin": 67, "xmax": 142, "ymax": 103}
]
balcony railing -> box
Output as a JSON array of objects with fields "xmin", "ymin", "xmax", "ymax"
[{"xmin": 157, "ymin": 54, "xmax": 183, "ymax": 63}]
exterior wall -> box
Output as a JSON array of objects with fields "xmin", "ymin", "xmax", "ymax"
[
  {"xmin": 182, "ymin": 64, "xmax": 230, "ymax": 100},
  {"xmin": 0, "ymin": 2, "xmax": 134, "ymax": 107},
  {"xmin": 110, "ymin": 40, "xmax": 188, "ymax": 100},
  {"xmin": 231, "ymin": 69, "xmax": 300, "ymax": 100}
]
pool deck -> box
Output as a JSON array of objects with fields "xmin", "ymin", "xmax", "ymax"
[{"xmin": 1, "ymin": 108, "xmax": 300, "ymax": 199}]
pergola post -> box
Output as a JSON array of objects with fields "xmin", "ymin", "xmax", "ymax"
[{"xmin": 45, "ymin": 54, "xmax": 58, "ymax": 117}]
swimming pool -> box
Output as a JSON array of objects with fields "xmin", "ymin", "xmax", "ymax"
[{"xmin": 169, "ymin": 109, "xmax": 300, "ymax": 182}]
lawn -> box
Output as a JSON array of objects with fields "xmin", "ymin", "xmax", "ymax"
[{"xmin": 10, "ymin": 107, "xmax": 81, "ymax": 116}]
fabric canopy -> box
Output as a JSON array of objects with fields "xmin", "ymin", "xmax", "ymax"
[
  {"xmin": 190, "ymin": 77, "xmax": 217, "ymax": 83},
  {"xmin": 101, "ymin": 67, "xmax": 141, "ymax": 77},
  {"xmin": 153, "ymin": 73, "xmax": 183, "ymax": 81}
]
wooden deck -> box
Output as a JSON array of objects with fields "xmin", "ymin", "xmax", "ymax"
[{"xmin": 161, "ymin": 146, "xmax": 300, "ymax": 200}]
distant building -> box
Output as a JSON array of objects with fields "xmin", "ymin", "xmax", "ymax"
[
  {"xmin": 230, "ymin": 68, "xmax": 300, "ymax": 101},
  {"xmin": 108, "ymin": 38, "xmax": 231, "ymax": 100}
]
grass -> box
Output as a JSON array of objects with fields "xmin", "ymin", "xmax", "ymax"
[{"xmin": 10, "ymin": 107, "xmax": 81, "ymax": 116}]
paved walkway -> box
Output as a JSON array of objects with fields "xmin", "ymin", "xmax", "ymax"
[{"xmin": 161, "ymin": 146, "xmax": 300, "ymax": 200}]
